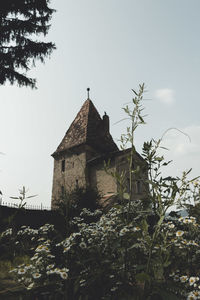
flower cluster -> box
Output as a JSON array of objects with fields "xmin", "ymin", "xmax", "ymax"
[
  {"xmin": 1, "ymin": 228, "xmax": 12, "ymax": 237},
  {"xmin": 80, "ymin": 208, "xmax": 102, "ymax": 217},
  {"xmin": 170, "ymin": 272, "xmax": 200, "ymax": 299},
  {"xmin": 9, "ymin": 202, "xmax": 200, "ymax": 299}
]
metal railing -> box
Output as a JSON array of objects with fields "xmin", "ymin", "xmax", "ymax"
[{"xmin": 0, "ymin": 201, "xmax": 51, "ymax": 210}]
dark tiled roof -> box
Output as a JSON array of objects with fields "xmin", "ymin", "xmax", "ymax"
[{"xmin": 52, "ymin": 99, "xmax": 118, "ymax": 156}]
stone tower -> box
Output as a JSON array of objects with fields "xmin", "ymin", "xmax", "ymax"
[{"xmin": 51, "ymin": 95, "xmax": 118, "ymax": 208}]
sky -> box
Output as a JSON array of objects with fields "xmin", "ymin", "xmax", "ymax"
[{"xmin": 0, "ymin": 0, "xmax": 200, "ymax": 208}]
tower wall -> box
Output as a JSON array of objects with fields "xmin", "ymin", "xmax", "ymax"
[{"xmin": 51, "ymin": 150, "xmax": 87, "ymax": 209}]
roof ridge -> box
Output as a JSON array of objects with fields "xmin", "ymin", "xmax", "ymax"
[{"xmin": 85, "ymin": 99, "xmax": 91, "ymax": 144}]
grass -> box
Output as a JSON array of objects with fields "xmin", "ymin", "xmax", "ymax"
[{"xmin": 0, "ymin": 255, "xmax": 31, "ymax": 299}]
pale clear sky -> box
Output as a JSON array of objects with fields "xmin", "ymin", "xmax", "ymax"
[{"xmin": 0, "ymin": 0, "xmax": 200, "ymax": 207}]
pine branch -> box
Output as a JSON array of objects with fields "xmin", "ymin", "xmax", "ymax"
[{"xmin": 0, "ymin": 0, "xmax": 56, "ymax": 88}]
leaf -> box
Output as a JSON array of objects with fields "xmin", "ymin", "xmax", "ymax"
[
  {"xmin": 139, "ymin": 115, "xmax": 145, "ymax": 123},
  {"xmin": 127, "ymin": 243, "xmax": 142, "ymax": 251},
  {"xmin": 123, "ymin": 193, "xmax": 130, "ymax": 200},
  {"xmin": 141, "ymin": 219, "xmax": 148, "ymax": 233},
  {"xmin": 135, "ymin": 272, "xmax": 150, "ymax": 283},
  {"xmin": 157, "ymin": 215, "xmax": 165, "ymax": 227},
  {"xmin": 132, "ymin": 89, "xmax": 138, "ymax": 96},
  {"xmin": 135, "ymin": 264, "xmax": 147, "ymax": 271},
  {"xmin": 157, "ymin": 288, "xmax": 180, "ymax": 300},
  {"xmin": 160, "ymin": 146, "xmax": 169, "ymax": 150},
  {"xmin": 163, "ymin": 260, "xmax": 171, "ymax": 268},
  {"xmin": 189, "ymin": 175, "xmax": 200, "ymax": 183},
  {"xmin": 155, "ymin": 156, "xmax": 164, "ymax": 162}
]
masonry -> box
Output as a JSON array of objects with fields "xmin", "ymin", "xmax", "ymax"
[{"xmin": 51, "ymin": 93, "xmax": 148, "ymax": 209}]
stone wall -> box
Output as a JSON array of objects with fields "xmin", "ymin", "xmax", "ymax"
[
  {"xmin": 51, "ymin": 150, "xmax": 87, "ymax": 208},
  {"xmin": 89, "ymin": 159, "xmax": 117, "ymax": 196},
  {"xmin": 51, "ymin": 146, "xmax": 149, "ymax": 209},
  {"xmin": 89, "ymin": 150, "xmax": 148, "ymax": 201}
]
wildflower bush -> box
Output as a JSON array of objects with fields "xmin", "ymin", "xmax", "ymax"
[{"xmin": 2, "ymin": 84, "xmax": 200, "ymax": 299}]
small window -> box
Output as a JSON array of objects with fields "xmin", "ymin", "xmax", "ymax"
[
  {"xmin": 76, "ymin": 179, "xmax": 79, "ymax": 188},
  {"xmin": 61, "ymin": 160, "xmax": 65, "ymax": 172},
  {"xmin": 61, "ymin": 185, "xmax": 65, "ymax": 196}
]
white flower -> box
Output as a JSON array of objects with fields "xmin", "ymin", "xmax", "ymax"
[
  {"xmin": 31, "ymin": 255, "xmax": 38, "ymax": 261},
  {"xmin": 63, "ymin": 246, "xmax": 70, "ymax": 253},
  {"xmin": 61, "ymin": 267, "xmax": 69, "ymax": 273},
  {"xmin": 79, "ymin": 242, "xmax": 87, "ymax": 249},
  {"xmin": 193, "ymin": 291, "xmax": 200, "ymax": 297},
  {"xmin": 178, "ymin": 217, "xmax": 184, "ymax": 222},
  {"xmin": 46, "ymin": 264, "xmax": 55, "ymax": 270},
  {"xmin": 9, "ymin": 268, "xmax": 17, "ymax": 273},
  {"xmin": 25, "ymin": 264, "xmax": 33, "ymax": 270},
  {"xmin": 187, "ymin": 292, "xmax": 197, "ymax": 300},
  {"xmin": 35, "ymin": 245, "xmax": 50, "ymax": 253},
  {"xmin": 26, "ymin": 283, "xmax": 34, "ymax": 290},
  {"xmin": 111, "ymin": 287, "xmax": 118, "ymax": 292},
  {"xmin": 189, "ymin": 277, "xmax": 197, "ymax": 286},
  {"xmin": 80, "ymin": 279, "xmax": 86, "ymax": 286},
  {"xmin": 60, "ymin": 272, "xmax": 68, "ymax": 280},
  {"xmin": 183, "ymin": 218, "xmax": 192, "ymax": 224},
  {"xmin": 174, "ymin": 275, "xmax": 179, "ymax": 282},
  {"xmin": 119, "ymin": 227, "xmax": 129, "ymax": 236},
  {"xmin": 47, "ymin": 254, "xmax": 55, "ymax": 258},
  {"xmin": 176, "ymin": 230, "xmax": 184, "ymax": 237},
  {"xmin": 133, "ymin": 226, "xmax": 140, "ymax": 232},
  {"xmin": 168, "ymin": 223, "xmax": 175, "ymax": 229},
  {"xmin": 18, "ymin": 268, "xmax": 26, "ymax": 275},
  {"xmin": 180, "ymin": 275, "xmax": 188, "ymax": 282},
  {"xmin": 33, "ymin": 273, "xmax": 41, "ymax": 279},
  {"xmin": 36, "ymin": 257, "xmax": 42, "ymax": 265}
]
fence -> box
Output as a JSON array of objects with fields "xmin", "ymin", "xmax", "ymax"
[{"xmin": 0, "ymin": 201, "xmax": 51, "ymax": 210}]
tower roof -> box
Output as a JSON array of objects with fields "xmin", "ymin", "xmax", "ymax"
[{"xmin": 52, "ymin": 99, "xmax": 118, "ymax": 156}]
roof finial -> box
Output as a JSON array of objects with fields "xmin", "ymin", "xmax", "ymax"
[{"xmin": 87, "ymin": 87, "xmax": 90, "ymax": 99}]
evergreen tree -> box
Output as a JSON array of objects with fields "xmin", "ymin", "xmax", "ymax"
[{"xmin": 0, "ymin": 0, "xmax": 56, "ymax": 89}]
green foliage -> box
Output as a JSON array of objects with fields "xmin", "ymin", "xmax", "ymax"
[
  {"xmin": 10, "ymin": 186, "xmax": 37, "ymax": 209},
  {"xmin": 2, "ymin": 84, "xmax": 200, "ymax": 299}
]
